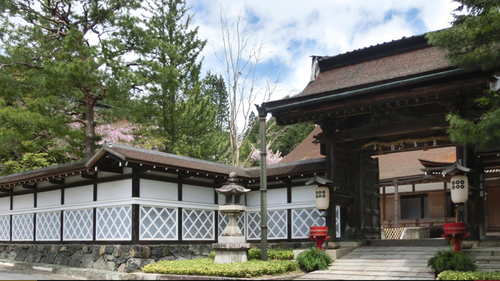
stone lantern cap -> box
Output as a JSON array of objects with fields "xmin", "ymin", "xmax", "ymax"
[{"xmin": 215, "ymin": 172, "xmax": 251, "ymax": 195}]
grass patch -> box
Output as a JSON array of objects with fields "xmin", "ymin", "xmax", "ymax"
[
  {"xmin": 142, "ymin": 258, "xmax": 300, "ymax": 278},
  {"xmin": 437, "ymin": 270, "xmax": 500, "ymax": 280},
  {"xmin": 208, "ymin": 248, "xmax": 294, "ymax": 260}
]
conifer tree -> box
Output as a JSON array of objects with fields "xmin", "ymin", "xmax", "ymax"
[
  {"xmin": 131, "ymin": 0, "xmax": 218, "ymax": 160},
  {"xmin": 0, "ymin": 0, "xmax": 143, "ymax": 170},
  {"xmin": 427, "ymin": 0, "xmax": 500, "ymax": 149}
]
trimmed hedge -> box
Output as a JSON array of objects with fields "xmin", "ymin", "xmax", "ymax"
[
  {"xmin": 208, "ymin": 248, "xmax": 294, "ymax": 260},
  {"xmin": 437, "ymin": 270, "xmax": 500, "ymax": 280},
  {"xmin": 142, "ymin": 259, "xmax": 300, "ymax": 278}
]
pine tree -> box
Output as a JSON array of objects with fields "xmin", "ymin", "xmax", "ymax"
[
  {"xmin": 426, "ymin": 0, "xmax": 500, "ymax": 149},
  {"xmin": 131, "ymin": 0, "xmax": 218, "ymax": 160},
  {"xmin": 0, "ymin": 0, "xmax": 143, "ymax": 170}
]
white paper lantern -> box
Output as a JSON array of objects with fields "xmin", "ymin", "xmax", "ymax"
[
  {"xmin": 315, "ymin": 186, "xmax": 329, "ymax": 210},
  {"xmin": 450, "ymin": 175, "xmax": 468, "ymax": 203}
]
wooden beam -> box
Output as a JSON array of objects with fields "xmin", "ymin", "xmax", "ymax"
[
  {"xmin": 22, "ymin": 183, "xmax": 37, "ymax": 189},
  {"xmin": 81, "ymin": 172, "xmax": 97, "ymax": 179},
  {"xmin": 0, "ymin": 188, "xmax": 13, "ymax": 193},
  {"xmin": 49, "ymin": 178, "xmax": 65, "ymax": 185},
  {"xmin": 335, "ymin": 115, "xmax": 448, "ymax": 141}
]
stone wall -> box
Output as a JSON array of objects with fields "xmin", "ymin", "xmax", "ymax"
[
  {"xmin": 0, "ymin": 244, "xmax": 212, "ymax": 273},
  {"xmin": 0, "ymin": 242, "xmax": 314, "ymax": 273}
]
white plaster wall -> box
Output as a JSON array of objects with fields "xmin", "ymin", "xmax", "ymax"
[
  {"xmin": 13, "ymin": 194, "xmax": 34, "ymax": 210},
  {"xmin": 268, "ymin": 188, "xmax": 287, "ymax": 205},
  {"xmin": 98, "ymin": 180, "xmax": 132, "ymax": 201},
  {"xmin": 383, "ymin": 184, "xmax": 412, "ymax": 194},
  {"xmin": 37, "ymin": 190, "xmax": 61, "ymax": 207},
  {"xmin": 123, "ymin": 167, "xmax": 133, "ymax": 174},
  {"xmin": 247, "ymin": 190, "xmax": 260, "ymax": 207},
  {"xmin": 140, "ymin": 179, "xmax": 178, "ymax": 201},
  {"xmin": 182, "ymin": 185, "xmax": 214, "ymax": 204},
  {"xmin": 65, "ymin": 185, "xmax": 93, "ymax": 205},
  {"xmin": 292, "ymin": 185, "xmax": 316, "ymax": 203},
  {"xmin": 0, "ymin": 197, "xmax": 10, "ymax": 211}
]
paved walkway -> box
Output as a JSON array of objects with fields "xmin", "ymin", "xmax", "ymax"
[{"xmin": 295, "ymin": 245, "xmax": 448, "ymax": 280}]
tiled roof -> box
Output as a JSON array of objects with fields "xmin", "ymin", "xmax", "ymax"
[
  {"xmin": 0, "ymin": 143, "xmax": 326, "ymax": 188},
  {"xmin": 297, "ymin": 47, "xmax": 452, "ymax": 98},
  {"xmin": 279, "ymin": 126, "xmax": 324, "ymax": 163},
  {"xmin": 375, "ymin": 147, "xmax": 456, "ymax": 180}
]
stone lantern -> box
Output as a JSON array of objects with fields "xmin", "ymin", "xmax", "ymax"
[{"xmin": 212, "ymin": 172, "xmax": 251, "ymax": 263}]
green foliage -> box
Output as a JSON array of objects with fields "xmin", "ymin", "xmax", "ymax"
[
  {"xmin": 296, "ymin": 247, "xmax": 333, "ymax": 272},
  {"xmin": 427, "ymin": 249, "xmax": 476, "ymax": 274},
  {"xmin": 208, "ymin": 249, "xmax": 294, "ymax": 261},
  {"xmin": 130, "ymin": 0, "xmax": 221, "ymax": 161},
  {"xmin": 437, "ymin": 270, "xmax": 500, "ymax": 280},
  {"xmin": 426, "ymin": 0, "xmax": 500, "ymax": 71},
  {"xmin": 1, "ymin": 153, "xmax": 51, "ymax": 175},
  {"xmin": 141, "ymin": 259, "xmax": 299, "ymax": 278},
  {"xmin": 426, "ymin": 0, "xmax": 500, "ymax": 149},
  {"xmin": 0, "ymin": 0, "xmax": 143, "ymax": 166}
]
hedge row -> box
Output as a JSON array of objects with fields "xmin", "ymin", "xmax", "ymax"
[
  {"xmin": 142, "ymin": 259, "xmax": 299, "ymax": 278},
  {"xmin": 437, "ymin": 270, "xmax": 500, "ymax": 280}
]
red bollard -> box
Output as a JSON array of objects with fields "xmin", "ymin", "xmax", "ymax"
[
  {"xmin": 442, "ymin": 222, "xmax": 470, "ymax": 251},
  {"xmin": 308, "ymin": 226, "xmax": 330, "ymax": 251}
]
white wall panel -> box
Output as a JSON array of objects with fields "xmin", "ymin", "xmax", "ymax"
[
  {"xmin": 98, "ymin": 180, "xmax": 132, "ymax": 201},
  {"xmin": 13, "ymin": 194, "xmax": 34, "ymax": 210},
  {"xmin": 37, "ymin": 190, "xmax": 61, "ymax": 207},
  {"xmin": 415, "ymin": 182, "xmax": 447, "ymax": 191},
  {"xmin": 292, "ymin": 185, "xmax": 316, "ymax": 203},
  {"xmin": 140, "ymin": 179, "xmax": 177, "ymax": 200},
  {"xmin": 268, "ymin": 188, "xmax": 287, "ymax": 205},
  {"xmin": 65, "ymin": 185, "xmax": 93, "ymax": 205},
  {"xmin": 247, "ymin": 190, "xmax": 260, "ymax": 206},
  {"xmin": 182, "ymin": 185, "xmax": 213, "ymax": 204},
  {"xmin": 218, "ymin": 193, "xmax": 225, "ymax": 205},
  {"xmin": 0, "ymin": 197, "xmax": 10, "ymax": 211}
]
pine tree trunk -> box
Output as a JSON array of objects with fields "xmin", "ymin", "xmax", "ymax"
[{"xmin": 84, "ymin": 94, "xmax": 96, "ymax": 158}]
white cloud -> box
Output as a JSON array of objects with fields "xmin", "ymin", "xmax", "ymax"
[{"xmin": 186, "ymin": 0, "xmax": 459, "ymax": 129}]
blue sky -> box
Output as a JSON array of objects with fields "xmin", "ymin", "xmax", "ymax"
[{"xmin": 185, "ymin": 0, "xmax": 459, "ymax": 131}]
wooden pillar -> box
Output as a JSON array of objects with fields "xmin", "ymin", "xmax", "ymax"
[
  {"xmin": 443, "ymin": 182, "xmax": 447, "ymax": 218},
  {"xmin": 393, "ymin": 179, "xmax": 399, "ymax": 228},
  {"xmin": 382, "ymin": 186, "xmax": 386, "ymax": 221},
  {"xmin": 325, "ymin": 140, "xmax": 337, "ymax": 241}
]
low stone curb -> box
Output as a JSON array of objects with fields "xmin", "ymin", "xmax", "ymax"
[{"xmin": 0, "ymin": 259, "xmax": 304, "ymax": 280}]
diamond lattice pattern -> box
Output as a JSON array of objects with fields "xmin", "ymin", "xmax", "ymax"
[
  {"xmin": 12, "ymin": 214, "xmax": 33, "ymax": 241},
  {"xmin": 291, "ymin": 208, "xmax": 326, "ymax": 239},
  {"xmin": 36, "ymin": 212, "xmax": 61, "ymax": 241},
  {"xmin": 247, "ymin": 211, "xmax": 287, "ymax": 240},
  {"xmin": 0, "ymin": 216, "xmax": 10, "ymax": 241},
  {"xmin": 64, "ymin": 209, "xmax": 93, "ymax": 241},
  {"xmin": 140, "ymin": 206, "xmax": 177, "ymax": 240},
  {"xmin": 96, "ymin": 206, "xmax": 131, "ymax": 240},
  {"xmin": 182, "ymin": 209, "xmax": 214, "ymax": 240},
  {"xmin": 218, "ymin": 212, "xmax": 245, "ymax": 237}
]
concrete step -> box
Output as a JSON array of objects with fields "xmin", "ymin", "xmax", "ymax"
[{"xmin": 364, "ymin": 239, "xmax": 448, "ymax": 247}]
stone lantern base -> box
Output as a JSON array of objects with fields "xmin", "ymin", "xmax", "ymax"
[{"xmin": 212, "ymin": 237, "xmax": 251, "ymax": 263}]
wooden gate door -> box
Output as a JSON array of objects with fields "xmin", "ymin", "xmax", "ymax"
[
  {"xmin": 486, "ymin": 185, "xmax": 500, "ymax": 232},
  {"xmin": 362, "ymin": 155, "xmax": 381, "ymax": 239}
]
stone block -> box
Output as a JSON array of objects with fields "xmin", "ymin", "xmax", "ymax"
[
  {"xmin": 53, "ymin": 252, "xmax": 68, "ymax": 266},
  {"xmin": 117, "ymin": 263, "xmax": 126, "ymax": 272},
  {"xmin": 106, "ymin": 261, "xmax": 116, "ymax": 271},
  {"xmin": 81, "ymin": 254, "xmax": 94, "ymax": 269},
  {"xmin": 15, "ymin": 249, "xmax": 27, "ymax": 261},
  {"xmin": 125, "ymin": 258, "xmax": 142, "ymax": 273},
  {"xmin": 105, "ymin": 245, "xmax": 114, "ymax": 255},
  {"xmin": 93, "ymin": 256, "xmax": 107, "ymax": 270},
  {"xmin": 7, "ymin": 250, "xmax": 17, "ymax": 260},
  {"xmin": 69, "ymin": 251, "xmax": 84, "ymax": 267},
  {"xmin": 99, "ymin": 246, "xmax": 106, "ymax": 256}
]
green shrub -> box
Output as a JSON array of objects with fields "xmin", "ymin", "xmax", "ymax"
[
  {"xmin": 142, "ymin": 259, "xmax": 299, "ymax": 278},
  {"xmin": 296, "ymin": 247, "xmax": 333, "ymax": 272},
  {"xmin": 437, "ymin": 270, "xmax": 500, "ymax": 280},
  {"xmin": 209, "ymin": 249, "xmax": 294, "ymax": 261},
  {"xmin": 427, "ymin": 249, "xmax": 476, "ymax": 274}
]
